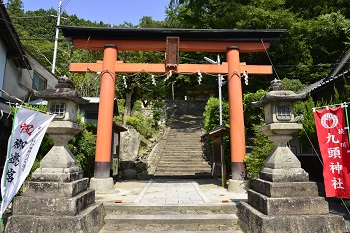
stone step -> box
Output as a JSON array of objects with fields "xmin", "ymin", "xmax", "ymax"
[
  {"xmin": 104, "ymin": 214, "xmax": 237, "ymax": 225},
  {"xmin": 154, "ymin": 171, "xmax": 212, "ymax": 177},
  {"xmin": 155, "ymin": 168, "xmax": 211, "ymax": 173},
  {"xmin": 167, "ymin": 135, "xmax": 203, "ymax": 138},
  {"xmin": 160, "ymin": 152, "xmax": 203, "ymax": 156},
  {"xmin": 162, "ymin": 148, "xmax": 202, "ymax": 151},
  {"xmin": 161, "ymin": 153, "xmax": 203, "ymax": 157},
  {"xmin": 157, "ymin": 159, "xmax": 208, "ymax": 164},
  {"xmin": 101, "ymin": 203, "xmax": 241, "ymax": 232},
  {"xmin": 157, "ymin": 162, "xmax": 210, "ymax": 166},
  {"xmin": 100, "ymin": 222, "xmax": 240, "ymax": 232},
  {"xmin": 157, "ymin": 162, "xmax": 207, "ymax": 167},
  {"xmin": 164, "ymin": 140, "xmax": 201, "ymax": 143},
  {"xmin": 103, "ymin": 203, "xmax": 238, "ymax": 215}
]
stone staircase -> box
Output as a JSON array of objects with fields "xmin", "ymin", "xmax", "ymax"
[
  {"xmin": 154, "ymin": 100, "xmax": 212, "ymax": 178},
  {"xmin": 98, "ymin": 100, "xmax": 243, "ymax": 233},
  {"xmin": 100, "ymin": 203, "xmax": 243, "ymax": 232}
]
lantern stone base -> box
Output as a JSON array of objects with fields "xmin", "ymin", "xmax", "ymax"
[
  {"xmin": 5, "ymin": 174, "xmax": 105, "ymax": 233},
  {"xmin": 4, "ymin": 202, "xmax": 104, "ymax": 233},
  {"xmin": 238, "ymin": 201, "xmax": 345, "ymax": 233},
  {"xmin": 90, "ymin": 177, "xmax": 114, "ymax": 193},
  {"xmin": 237, "ymin": 175, "xmax": 346, "ymax": 233}
]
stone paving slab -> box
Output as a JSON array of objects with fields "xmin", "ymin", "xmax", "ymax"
[{"xmin": 95, "ymin": 178, "xmax": 248, "ymax": 204}]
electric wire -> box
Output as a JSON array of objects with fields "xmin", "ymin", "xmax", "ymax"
[
  {"xmin": 61, "ymin": 0, "xmax": 72, "ymax": 11},
  {"xmin": 261, "ymin": 39, "xmax": 280, "ymax": 80}
]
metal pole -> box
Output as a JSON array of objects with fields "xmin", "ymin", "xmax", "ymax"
[
  {"xmin": 219, "ymin": 76, "xmax": 222, "ymax": 126},
  {"xmin": 52, "ymin": 0, "xmax": 62, "ymax": 74},
  {"xmin": 172, "ymin": 82, "xmax": 175, "ymax": 100},
  {"xmin": 217, "ymin": 55, "xmax": 223, "ymax": 126}
]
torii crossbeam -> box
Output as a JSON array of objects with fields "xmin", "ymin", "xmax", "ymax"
[{"xmin": 60, "ymin": 26, "xmax": 285, "ymax": 192}]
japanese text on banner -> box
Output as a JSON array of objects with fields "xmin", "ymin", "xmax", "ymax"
[{"xmin": 314, "ymin": 106, "xmax": 350, "ymax": 198}]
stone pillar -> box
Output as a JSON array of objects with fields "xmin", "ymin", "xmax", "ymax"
[
  {"xmin": 226, "ymin": 46, "xmax": 246, "ymax": 193},
  {"xmin": 4, "ymin": 77, "xmax": 105, "ymax": 233},
  {"xmin": 237, "ymin": 80, "xmax": 346, "ymax": 233},
  {"xmin": 91, "ymin": 44, "xmax": 117, "ymax": 192}
]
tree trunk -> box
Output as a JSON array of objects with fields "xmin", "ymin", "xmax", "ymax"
[{"xmin": 123, "ymin": 90, "xmax": 133, "ymax": 124}]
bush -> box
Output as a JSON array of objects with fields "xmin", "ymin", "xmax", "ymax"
[
  {"xmin": 69, "ymin": 124, "xmax": 97, "ymax": 178},
  {"xmin": 203, "ymin": 97, "xmax": 229, "ymax": 131},
  {"xmin": 245, "ymin": 125, "xmax": 274, "ymax": 186},
  {"xmin": 153, "ymin": 109, "xmax": 161, "ymax": 127},
  {"xmin": 132, "ymin": 100, "xmax": 143, "ymax": 112},
  {"xmin": 126, "ymin": 116, "xmax": 151, "ymax": 138}
]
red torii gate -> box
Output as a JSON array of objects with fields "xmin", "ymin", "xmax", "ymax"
[{"xmin": 59, "ymin": 26, "xmax": 285, "ymax": 191}]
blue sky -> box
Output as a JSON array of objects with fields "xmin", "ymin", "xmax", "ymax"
[{"xmin": 7, "ymin": 0, "xmax": 170, "ymax": 25}]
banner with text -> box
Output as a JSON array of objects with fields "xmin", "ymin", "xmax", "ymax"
[
  {"xmin": 314, "ymin": 106, "xmax": 350, "ymax": 198},
  {"xmin": 0, "ymin": 108, "xmax": 55, "ymax": 219}
]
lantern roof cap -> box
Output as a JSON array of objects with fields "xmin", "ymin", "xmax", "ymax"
[
  {"xmin": 253, "ymin": 79, "xmax": 306, "ymax": 107},
  {"xmin": 34, "ymin": 76, "xmax": 88, "ymax": 104}
]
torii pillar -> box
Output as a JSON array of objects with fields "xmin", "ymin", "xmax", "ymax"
[
  {"xmin": 227, "ymin": 46, "xmax": 246, "ymax": 192},
  {"xmin": 90, "ymin": 44, "xmax": 117, "ymax": 191},
  {"xmin": 59, "ymin": 26, "xmax": 285, "ymax": 193}
]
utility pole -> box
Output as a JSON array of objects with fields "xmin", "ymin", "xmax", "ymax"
[
  {"xmin": 204, "ymin": 55, "xmax": 225, "ymax": 125},
  {"xmin": 52, "ymin": 0, "xmax": 62, "ymax": 74}
]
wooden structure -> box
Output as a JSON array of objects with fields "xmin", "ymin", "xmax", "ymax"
[
  {"xmin": 59, "ymin": 26, "xmax": 285, "ymax": 190},
  {"xmin": 201, "ymin": 126, "xmax": 230, "ymax": 187}
]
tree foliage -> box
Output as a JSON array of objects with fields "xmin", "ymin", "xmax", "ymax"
[
  {"xmin": 203, "ymin": 97, "xmax": 229, "ymax": 131},
  {"xmin": 6, "ymin": 0, "xmax": 350, "ymax": 182}
]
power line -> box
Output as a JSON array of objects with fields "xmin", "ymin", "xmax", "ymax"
[
  {"xmin": 61, "ymin": 0, "xmax": 72, "ymax": 11},
  {"xmin": 10, "ymin": 15, "xmax": 55, "ymax": 19}
]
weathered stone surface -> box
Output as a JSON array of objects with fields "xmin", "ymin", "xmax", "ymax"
[
  {"xmin": 120, "ymin": 126, "xmax": 140, "ymax": 161},
  {"xmin": 23, "ymin": 178, "xmax": 89, "ymax": 197},
  {"xmin": 253, "ymin": 179, "xmax": 319, "ymax": 197},
  {"xmin": 5, "ymin": 203, "xmax": 105, "ymax": 233},
  {"xmin": 238, "ymin": 202, "xmax": 346, "ymax": 233},
  {"xmin": 89, "ymin": 177, "xmax": 114, "ymax": 192},
  {"xmin": 12, "ymin": 189, "xmax": 95, "ymax": 216},
  {"xmin": 123, "ymin": 168, "xmax": 137, "ymax": 180},
  {"xmin": 31, "ymin": 167, "xmax": 84, "ymax": 182},
  {"xmin": 259, "ymin": 167, "xmax": 309, "ymax": 182},
  {"xmin": 137, "ymin": 170, "xmax": 151, "ymax": 180},
  {"xmin": 247, "ymin": 189, "xmax": 329, "ymax": 216},
  {"xmin": 263, "ymin": 145, "xmax": 301, "ymax": 169},
  {"xmin": 135, "ymin": 161, "xmax": 148, "ymax": 172}
]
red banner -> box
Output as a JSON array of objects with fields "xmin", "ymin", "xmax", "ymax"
[{"xmin": 314, "ymin": 106, "xmax": 350, "ymax": 198}]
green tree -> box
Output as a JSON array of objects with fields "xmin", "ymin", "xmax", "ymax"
[
  {"xmin": 203, "ymin": 97, "xmax": 229, "ymax": 131},
  {"xmin": 6, "ymin": 0, "xmax": 24, "ymax": 17},
  {"xmin": 243, "ymin": 89, "xmax": 266, "ymax": 142}
]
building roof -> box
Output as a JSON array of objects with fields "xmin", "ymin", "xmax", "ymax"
[
  {"xmin": 59, "ymin": 26, "xmax": 286, "ymax": 43},
  {"xmin": 300, "ymin": 48, "xmax": 350, "ymax": 94},
  {"xmin": 0, "ymin": 2, "xmax": 30, "ymax": 69}
]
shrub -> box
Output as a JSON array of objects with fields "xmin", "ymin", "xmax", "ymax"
[
  {"xmin": 153, "ymin": 109, "xmax": 161, "ymax": 127},
  {"xmin": 245, "ymin": 125, "xmax": 274, "ymax": 186},
  {"xmin": 69, "ymin": 123, "xmax": 97, "ymax": 178}
]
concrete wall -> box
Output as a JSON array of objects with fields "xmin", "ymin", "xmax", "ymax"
[
  {"xmin": 3, "ymin": 60, "xmax": 28, "ymax": 100},
  {"xmin": 1, "ymin": 50, "xmax": 58, "ymax": 102},
  {"xmin": 27, "ymin": 52, "xmax": 57, "ymax": 89},
  {"xmin": 3, "ymin": 58, "xmax": 28, "ymax": 100}
]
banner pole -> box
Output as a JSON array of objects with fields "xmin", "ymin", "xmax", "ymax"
[
  {"xmin": 0, "ymin": 107, "xmax": 19, "ymax": 228},
  {"xmin": 343, "ymin": 103, "xmax": 350, "ymax": 147}
]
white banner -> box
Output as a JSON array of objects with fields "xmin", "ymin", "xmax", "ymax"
[{"xmin": 0, "ymin": 108, "xmax": 55, "ymax": 219}]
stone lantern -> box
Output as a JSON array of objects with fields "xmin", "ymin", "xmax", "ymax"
[
  {"xmin": 5, "ymin": 76, "xmax": 105, "ymax": 233},
  {"xmin": 253, "ymin": 79, "xmax": 307, "ymax": 178},
  {"xmin": 237, "ymin": 79, "xmax": 346, "ymax": 233},
  {"xmin": 32, "ymin": 76, "xmax": 88, "ymax": 176}
]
